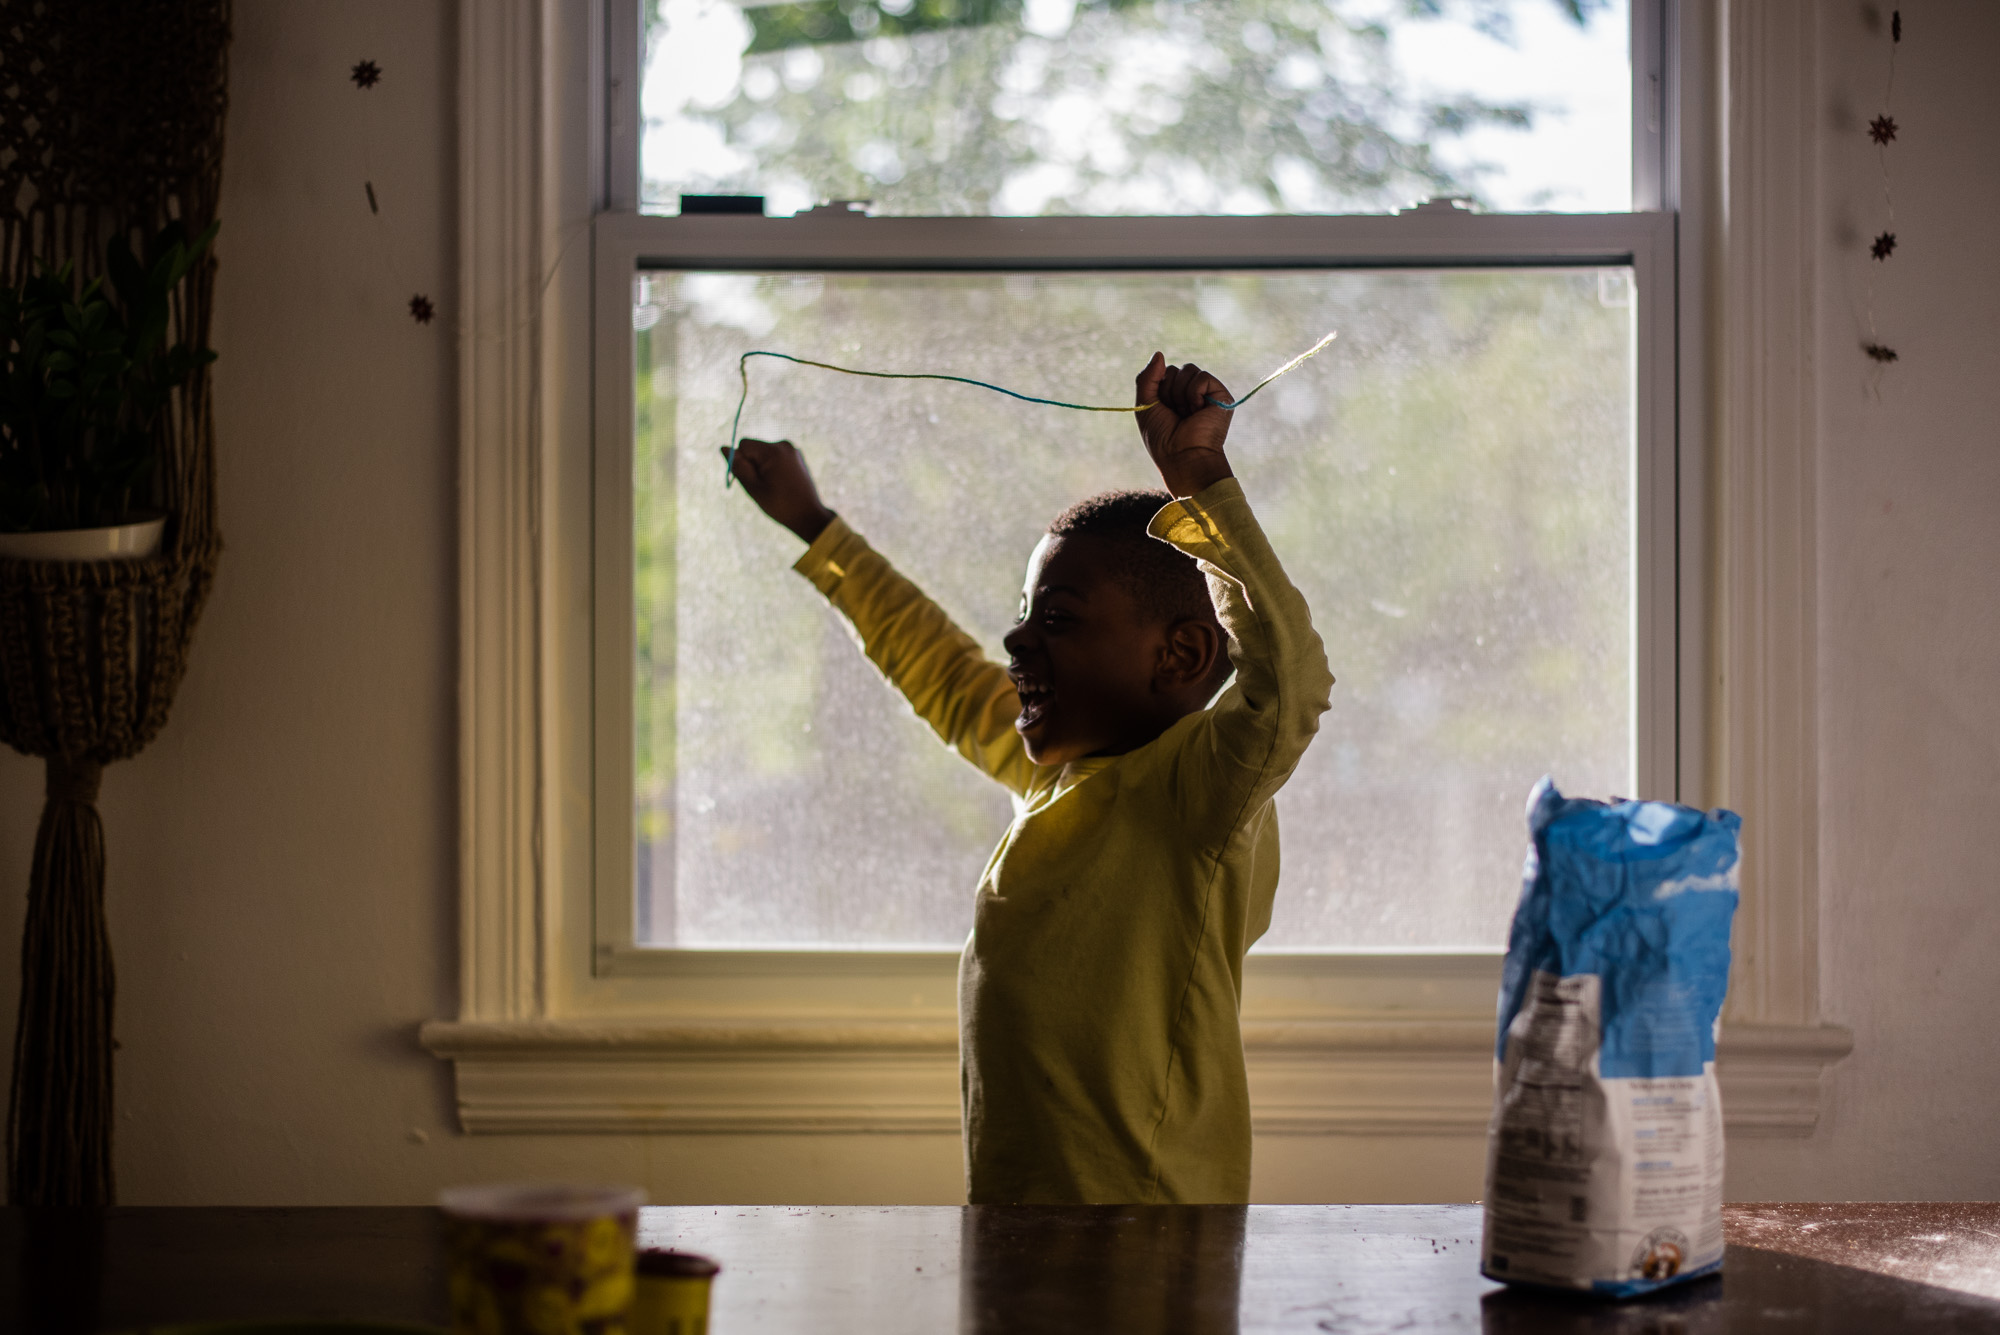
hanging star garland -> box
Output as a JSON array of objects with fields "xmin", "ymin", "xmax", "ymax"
[
  {"xmin": 348, "ymin": 58, "xmax": 440, "ymax": 329},
  {"xmin": 1861, "ymin": 11, "xmax": 1902, "ymax": 370}
]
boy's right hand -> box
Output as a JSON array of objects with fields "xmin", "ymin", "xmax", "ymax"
[
  {"xmin": 724, "ymin": 439, "xmax": 837, "ymax": 544},
  {"xmin": 1135, "ymin": 353, "xmax": 1235, "ymax": 498}
]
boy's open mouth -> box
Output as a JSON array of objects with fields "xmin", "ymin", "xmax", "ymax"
[{"xmin": 1010, "ymin": 669, "xmax": 1054, "ymax": 732}]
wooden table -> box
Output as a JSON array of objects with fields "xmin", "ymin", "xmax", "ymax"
[{"xmin": 3, "ymin": 1203, "xmax": 1998, "ymax": 1332}]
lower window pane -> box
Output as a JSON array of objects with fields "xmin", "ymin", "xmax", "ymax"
[{"xmin": 633, "ymin": 267, "xmax": 1634, "ymax": 949}]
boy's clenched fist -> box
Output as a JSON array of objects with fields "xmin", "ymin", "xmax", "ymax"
[{"xmin": 724, "ymin": 438, "xmax": 837, "ymax": 544}]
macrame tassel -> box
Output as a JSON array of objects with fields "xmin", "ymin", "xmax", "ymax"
[{"xmin": 7, "ymin": 754, "xmax": 116, "ymax": 1206}]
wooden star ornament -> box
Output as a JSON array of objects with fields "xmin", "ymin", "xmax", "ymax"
[
  {"xmin": 410, "ymin": 294, "xmax": 436, "ymax": 324},
  {"xmin": 1871, "ymin": 231, "xmax": 1897, "ymax": 261},
  {"xmin": 1863, "ymin": 343, "xmax": 1898, "ymax": 364},
  {"xmin": 1869, "ymin": 115, "xmax": 1898, "ymax": 146},
  {"xmin": 351, "ymin": 59, "xmax": 382, "ymax": 90}
]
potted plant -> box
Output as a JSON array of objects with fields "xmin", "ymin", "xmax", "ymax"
[{"xmin": 0, "ymin": 220, "xmax": 219, "ymax": 562}]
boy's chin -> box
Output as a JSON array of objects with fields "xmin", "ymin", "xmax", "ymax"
[
  {"xmin": 1019, "ymin": 731, "xmax": 1094, "ymax": 768},
  {"xmin": 1017, "ymin": 725, "xmax": 1073, "ymax": 767}
]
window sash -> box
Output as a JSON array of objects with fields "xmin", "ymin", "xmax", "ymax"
[
  {"xmin": 608, "ymin": 0, "xmax": 1664, "ymax": 221},
  {"xmin": 590, "ymin": 206, "xmax": 1680, "ymax": 974}
]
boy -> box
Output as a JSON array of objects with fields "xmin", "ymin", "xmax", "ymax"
[{"xmin": 727, "ymin": 353, "xmax": 1335, "ymax": 1204}]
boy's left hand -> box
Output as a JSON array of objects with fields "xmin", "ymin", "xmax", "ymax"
[{"xmin": 1135, "ymin": 352, "xmax": 1234, "ymax": 497}]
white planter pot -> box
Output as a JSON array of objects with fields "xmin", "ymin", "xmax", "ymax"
[{"xmin": 0, "ymin": 515, "xmax": 167, "ymax": 562}]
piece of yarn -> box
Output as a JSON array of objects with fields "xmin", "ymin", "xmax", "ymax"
[{"xmin": 723, "ymin": 331, "xmax": 1337, "ymax": 485}]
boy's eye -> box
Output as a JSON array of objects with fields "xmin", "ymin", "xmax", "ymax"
[{"xmin": 1015, "ymin": 595, "xmax": 1029, "ymax": 624}]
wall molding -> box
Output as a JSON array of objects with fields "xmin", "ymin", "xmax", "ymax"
[
  {"xmin": 459, "ymin": 0, "xmax": 603, "ymax": 1027},
  {"xmin": 419, "ymin": 1019, "xmax": 1851, "ymax": 1139},
  {"xmin": 459, "ymin": 0, "xmax": 550, "ymax": 1024},
  {"xmin": 1716, "ymin": 0, "xmax": 1822, "ymax": 1029},
  {"xmin": 1714, "ymin": 1022, "xmax": 1854, "ymax": 1137}
]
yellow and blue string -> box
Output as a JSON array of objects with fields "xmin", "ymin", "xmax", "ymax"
[{"xmin": 723, "ymin": 330, "xmax": 1337, "ymax": 486}]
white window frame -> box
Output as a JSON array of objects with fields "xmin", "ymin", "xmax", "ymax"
[{"xmin": 423, "ymin": 0, "xmax": 1850, "ymax": 1146}]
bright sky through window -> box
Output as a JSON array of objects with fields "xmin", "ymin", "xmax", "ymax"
[{"xmin": 640, "ymin": 0, "xmax": 1632, "ymax": 217}]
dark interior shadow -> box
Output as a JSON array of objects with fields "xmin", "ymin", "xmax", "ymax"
[
  {"xmin": 1481, "ymin": 1244, "xmax": 2000, "ymax": 1334},
  {"xmin": 3, "ymin": 1206, "xmax": 450, "ymax": 1332},
  {"xmin": 960, "ymin": 1204, "xmax": 1246, "ymax": 1335},
  {"xmin": 7, "ymin": 1208, "xmax": 106, "ymax": 1335}
]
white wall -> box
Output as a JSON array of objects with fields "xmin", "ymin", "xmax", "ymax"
[
  {"xmin": 0, "ymin": 0, "xmax": 1993, "ymax": 1205},
  {"xmin": 1770, "ymin": 0, "xmax": 2000, "ymax": 1198}
]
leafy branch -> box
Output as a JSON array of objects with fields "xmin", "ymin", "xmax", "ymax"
[{"xmin": 648, "ymin": 0, "xmax": 1610, "ymax": 217}]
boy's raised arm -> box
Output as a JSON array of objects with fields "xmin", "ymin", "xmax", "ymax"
[
  {"xmin": 728, "ymin": 440, "xmax": 1038, "ymax": 797},
  {"xmin": 1134, "ymin": 356, "xmax": 1336, "ymax": 835}
]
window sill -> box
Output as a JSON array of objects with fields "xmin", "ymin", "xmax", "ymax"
[{"xmin": 417, "ymin": 1015, "xmax": 1851, "ymax": 1139}]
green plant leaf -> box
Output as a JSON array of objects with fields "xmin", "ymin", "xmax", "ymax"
[{"xmin": 2, "ymin": 218, "xmax": 220, "ymax": 528}]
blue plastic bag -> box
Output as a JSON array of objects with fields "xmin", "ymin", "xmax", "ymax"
[{"xmin": 1480, "ymin": 777, "xmax": 1741, "ymax": 1297}]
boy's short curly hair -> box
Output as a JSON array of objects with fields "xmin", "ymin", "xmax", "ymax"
[{"xmin": 1048, "ymin": 489, "xmax": 1234, "ymax": 690}]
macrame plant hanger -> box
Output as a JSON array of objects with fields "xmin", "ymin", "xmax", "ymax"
[{"xmin": 0, "ymin": 0, "xmax": 230, "ymax": 1205}]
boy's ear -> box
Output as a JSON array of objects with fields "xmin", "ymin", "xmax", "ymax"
[{"xmin": 1155, "ymin": 618, "xmax": 1222, "ymax": 693}]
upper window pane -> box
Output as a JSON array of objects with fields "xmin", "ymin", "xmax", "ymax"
[{"xmin": 640, "ymin": 0, "xmax": 1631, "ymax": 217}]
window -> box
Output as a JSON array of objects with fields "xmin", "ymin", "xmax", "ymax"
[
  {"xmin": 609, "ymin": 0, "xmax": 1666, "ymax": 960},
  {"xmin": 432, "ymin": 0, "xmax": 1853, "ymax": 1151}
]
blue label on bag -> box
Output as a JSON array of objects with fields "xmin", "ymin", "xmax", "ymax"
[{"xmin": 1496, "ymin": 778, "xmax": 1741, "ymax": 1079}]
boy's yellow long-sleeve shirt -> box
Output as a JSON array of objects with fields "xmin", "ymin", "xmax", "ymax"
[{"xmin": 793, "ymin": 477, "xmax": 1334, "ymax": 1204}]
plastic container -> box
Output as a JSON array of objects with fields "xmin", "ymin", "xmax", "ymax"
[
  {"xmin": 632, "ymin": 1249, "xmax": 721, "ymax": 1335},
  {"xmin": 438, "ymin": 1183, "xmax": 645, "ymax": 1334}
]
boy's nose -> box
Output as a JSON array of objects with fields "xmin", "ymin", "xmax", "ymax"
[{"xmin": 1002, "ymin": 620, "xmax": 1035, "ymax": 657}]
